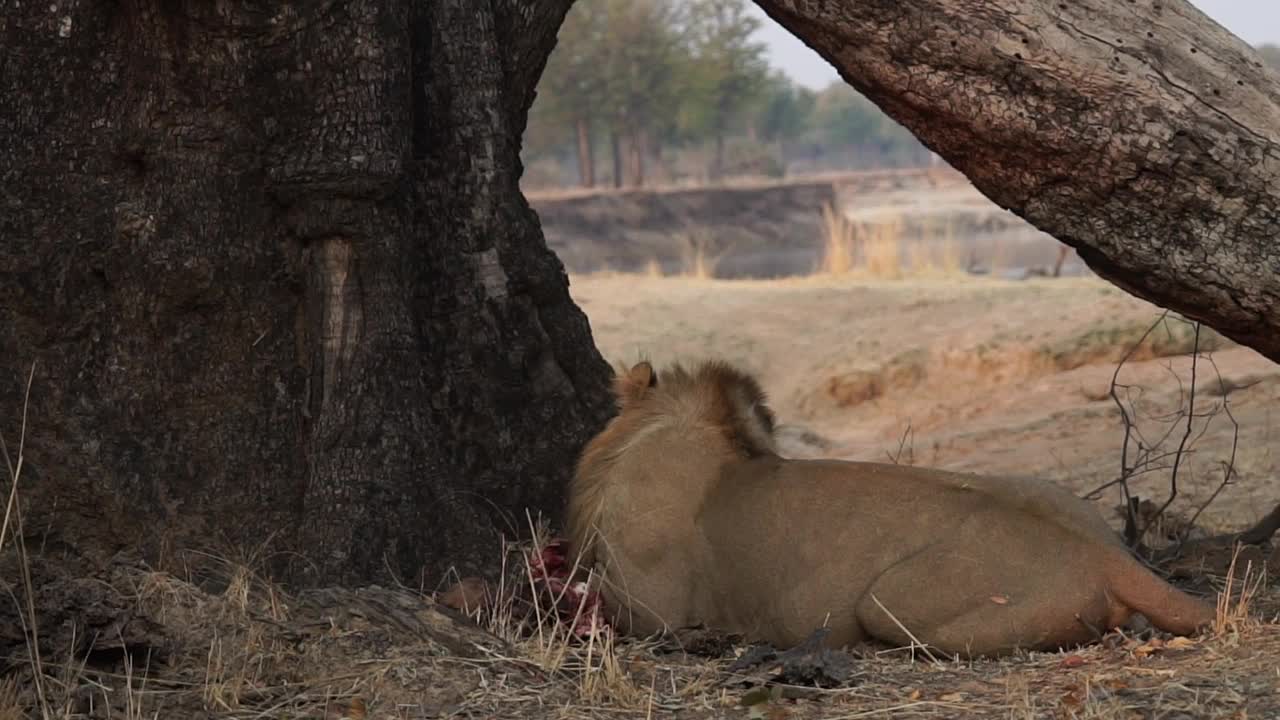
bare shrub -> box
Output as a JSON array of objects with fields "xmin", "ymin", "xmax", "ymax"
[{"xmin": 1083, "ymin": 313, "xmax": 1242, "ymax": 554}]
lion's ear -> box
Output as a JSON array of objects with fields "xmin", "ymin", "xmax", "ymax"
[{"xmin": 615, "ymin": 361, "xmax": 656, "ymax": 406}]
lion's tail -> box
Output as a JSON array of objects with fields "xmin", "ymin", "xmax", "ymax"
[{"xmin": 1103, "ymin": 550, "xmax": 1215, "ymax": 635}]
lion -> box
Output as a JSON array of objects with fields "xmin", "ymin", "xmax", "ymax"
[{"xmin": 566, "ymin": 358, "xmax": 1215, "ymax": 658}]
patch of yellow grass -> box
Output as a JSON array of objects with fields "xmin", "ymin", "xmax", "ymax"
[
  {"xmin": 677, "ymin": 230, "xmax": 728, "ymax": 280},
  {"xmin": 932, "ymin": 213, "xmax": 963, "ymax": 275},
  {"xmin": 1214, "ymin": 542, "xmax": 1267, "ymax": 636},
  {"xmin": 819, "ymin": 204, "xmax": 965, "ymax": 281},
  {"xmin": 863, "ymin": 213, "xmax": 904, "ymax": 280},
  {"xmin": 819, "ymin": 203, "xmax": 859, "ymax": 275}
]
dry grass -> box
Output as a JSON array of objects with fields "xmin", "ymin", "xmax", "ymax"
[
  {"xmin": 862, "ymin": 214, "xmax": 904, "ymax": 279},
  {"xmin": 446, "ymin": 604, "xmax": 1280, "ymax": 720},
  {"xmin": 910, "ymin": 214, "xmax": 963, "ymax": 277},
  {"xmin": 817, "ymin": 203, "xmax": 966, "ymax": 281},
  {"xmin": 1215, "ymin": 543, "xmax": 1268, "ymax": 636},
  {"xmin": 677, "ymin": 230, "xmax": 729, "ymax": 280},
  {"xmin": 576, "ymin": 196, "xmax": 983, "ymax": 285},
  {"xmin": 819, "ymin": 202, "xmax": 859, "ymax": 275},
  {"xmin": 579, "ymin": 193, "xmax": 993, "ymax": 285},
  {"xmin": 437, "ymin": 515, "xmax": 659, "ymax": 709},
  {"xmin": 1, "ymin": 364, "xmax": 55, "ymax": 717},
  {"xmin": 0, "ymin": 676, "xmax": 22, "ymax": 720},
  {"xmin": 6, "ymin": 513, "xmax": 1279, "ymax": 718}
]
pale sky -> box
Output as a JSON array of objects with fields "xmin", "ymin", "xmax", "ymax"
[{"xmin": 755, "ymin": 1, "xmax": 1280, "ymax": 90}]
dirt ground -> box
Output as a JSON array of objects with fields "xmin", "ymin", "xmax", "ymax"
[{"xmin": 7, "ymin": 545, "xmax": 1278, "ymax": 719}]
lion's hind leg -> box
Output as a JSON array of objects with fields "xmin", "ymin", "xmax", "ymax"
[{"xmin": 852, "ymin": 551, "xmax": 1115, "ymax": 658}]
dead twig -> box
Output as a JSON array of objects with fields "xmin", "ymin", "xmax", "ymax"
[
  {"xmin": 1100, "ymin": 312, "xmax": 1241, "ymax": 554},
  {"xmin": 1145, "ymin": 322, "xmax": 1202, "ymax": 541},
  {"xmin": 886, "ymin": 422, "xmax": 914, "ymax": 466},
  {"xmin": 867, "ymin": 594, "xmax": 942, "ymax": 666},
  {"xmin": 1107, "ymin": 312, "xmax": 1168, "ymax": 544},
  {"xmin": 1177, "ymin": 350, "xmax": 1242, "ymax": 553}
]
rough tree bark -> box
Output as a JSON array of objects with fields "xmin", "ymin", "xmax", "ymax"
[
  {"xmin": 0, "ymin": 1, "xmax": 614, "ymax": 587},
  {"xmin": 755, "ymin": 0, "xmax": 1280, "ymax": 361}
]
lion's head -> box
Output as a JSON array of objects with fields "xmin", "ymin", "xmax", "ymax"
[{"xmin": 567, "ymin": 359, "xmax": 778, "ymax": 570}]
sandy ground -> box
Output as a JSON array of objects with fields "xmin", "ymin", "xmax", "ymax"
[{"xmin": 571, "ymin": 272, "xmax": 1280, "ymax": 533}]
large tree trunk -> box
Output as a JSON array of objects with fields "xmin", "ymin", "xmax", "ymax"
[
  {"xmin": 755, "ymin": 0, "xmax": 1280, "ymax": 361},
  {"xmin": 0, "ymin": 1, "xmax": 614, "ymax": 587}
]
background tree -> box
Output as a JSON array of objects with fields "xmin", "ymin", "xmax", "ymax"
[
  {"xmin": 523, "ymin": 0, "xmax": 932, "ymax": 187},
  {"xmin": 0, "ymin": 0, "xmax": 613, "ymax": 588},
  {"xmin": 528, "ymin": 1, "xmax": 611, "ymax": 187},
  {"xmin": 754, "ymin": 0, "xmax": 1280, "ymax": 361},
  {"xmin": 810, "ymin": 84, "xmax": 925, "ymax": 165},
  {"xmin": 679, "ymin": 0, "xmax": 771, "ymax": 180},
  {"xmin": 750, "ymin": 71, "xmax": 816, "ymax": 145},
  {"xmin": 526, "ymin": 0, "xmax": 691, "ymax": 189},
  {"xmin": 599, "ymin": 0, "xmax": 687, "ymax": 187}
]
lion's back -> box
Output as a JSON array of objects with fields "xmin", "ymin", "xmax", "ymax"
[{"xmin": 700, "ymin": 457, "xmax": 1124, "ymax": 556}]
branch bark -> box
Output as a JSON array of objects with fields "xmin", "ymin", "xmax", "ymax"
[{"xmin": 754, "ymin": 0, "xmax": 1280, "ymax": 361}]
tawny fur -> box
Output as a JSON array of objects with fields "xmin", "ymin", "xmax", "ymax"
[
  {"xmin": 567, "ymin": 358, "xmax": 1215, "ymax": 658},
  {"xmin": 568, "ymin": 360, "xmax": 776, "ymax": 568}
]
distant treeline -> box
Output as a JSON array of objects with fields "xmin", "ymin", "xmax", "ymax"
[
  {"xmin": 523, "ymin": 3, "xmax": 1280, "ymax": 192},
  {"xmin": 522, "ymin": 0, "xmax": 931, "ymax": 190}
]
